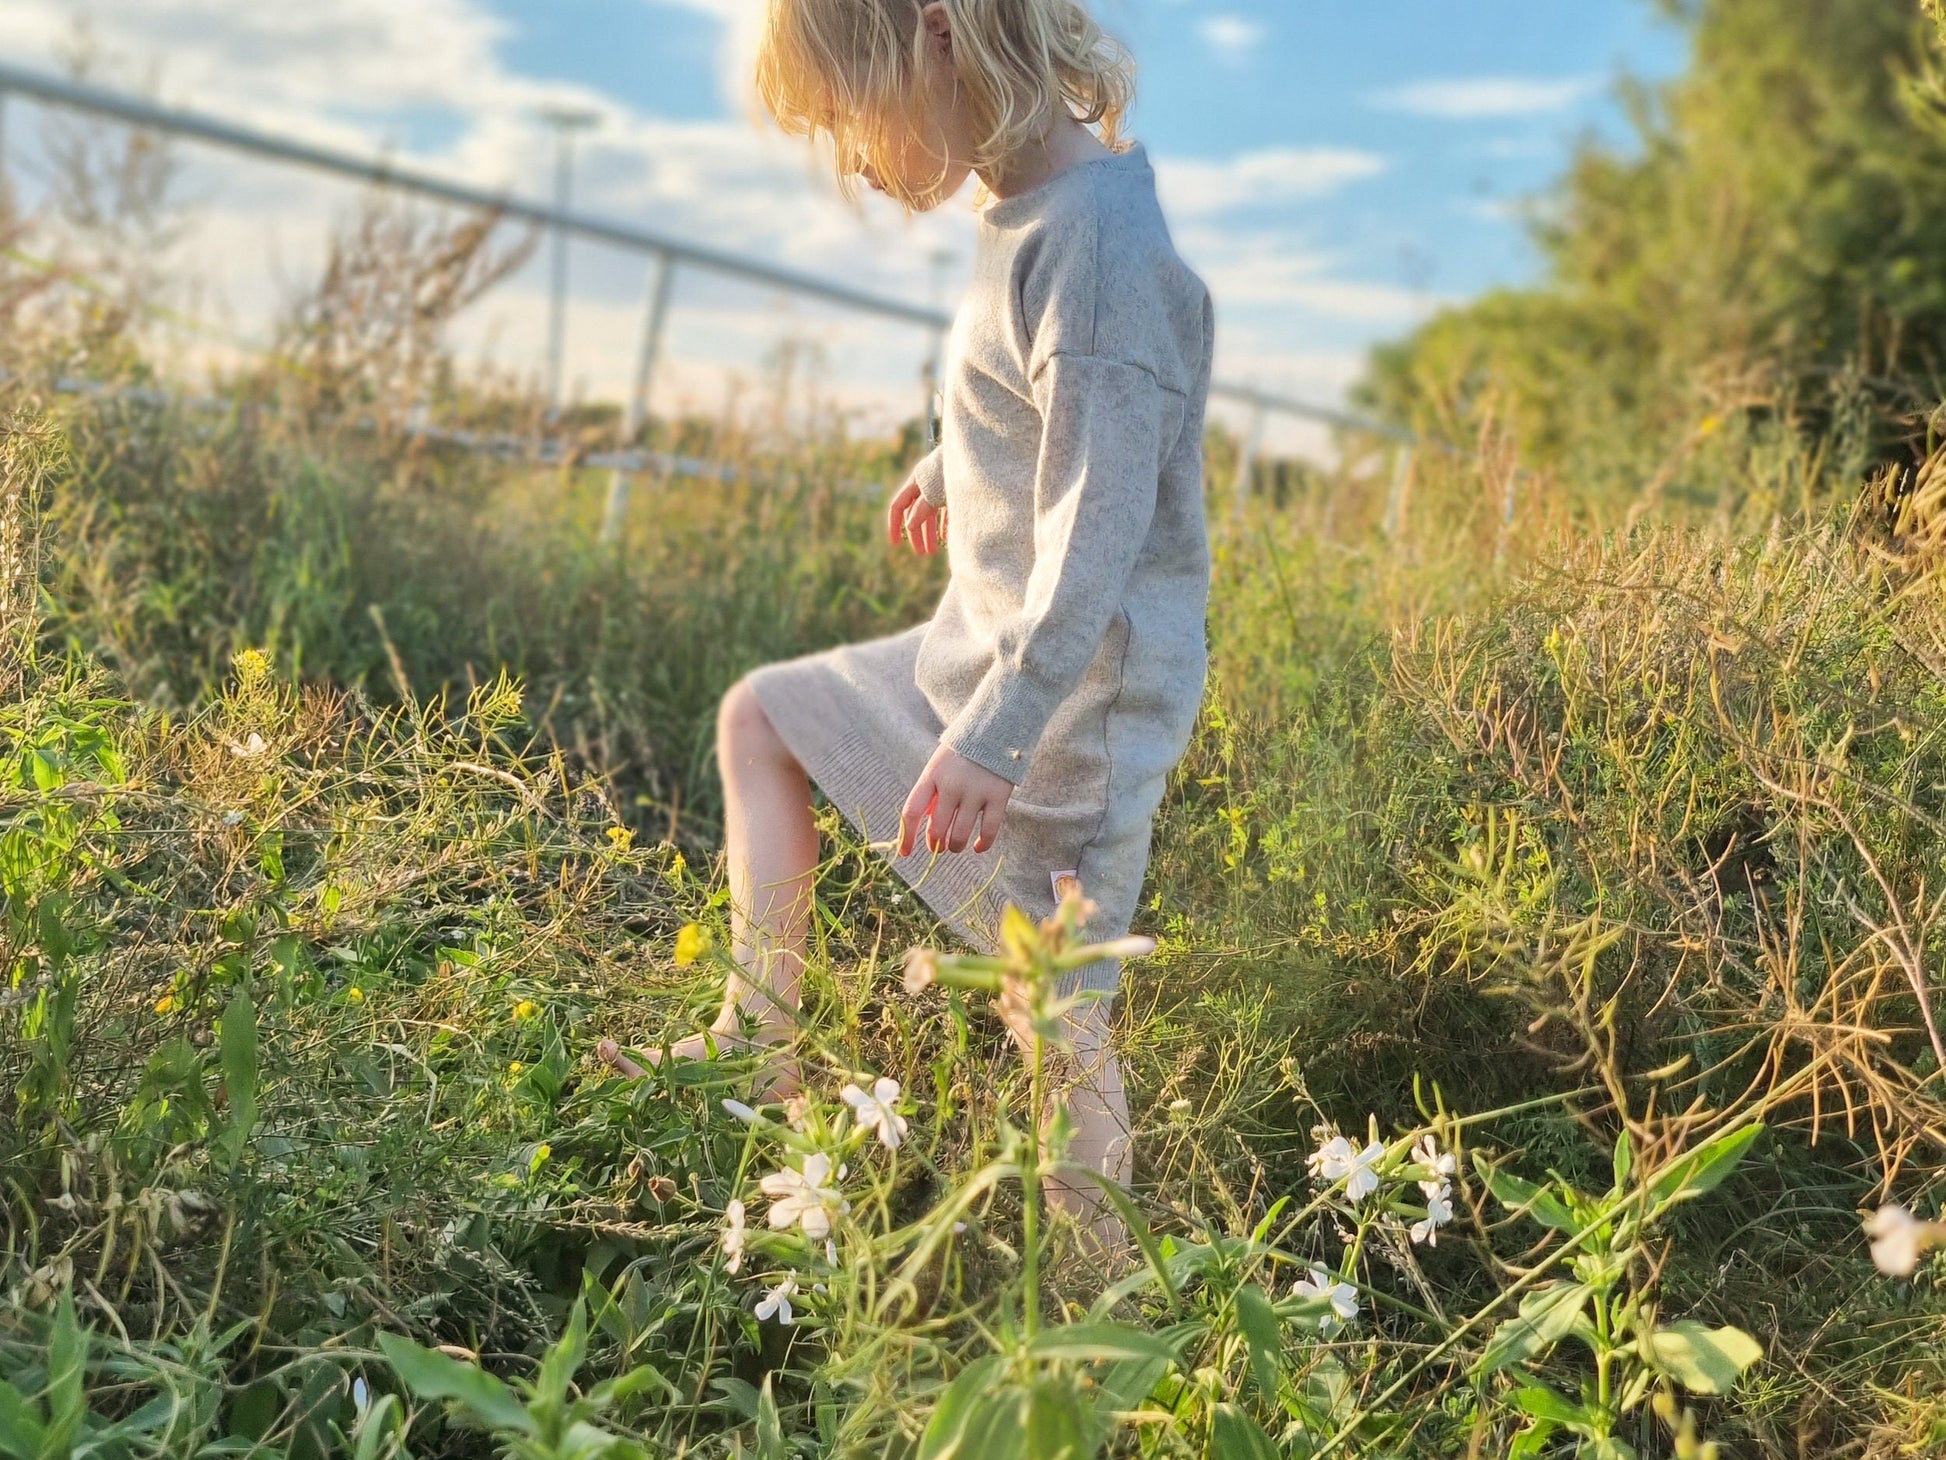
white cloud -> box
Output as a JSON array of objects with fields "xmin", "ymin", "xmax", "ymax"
[
  {"xmin": 1371, "ymin": 76, "xmax": 1599, "ymax": 120},
  {"xmin": 0, "ymin": 0, "xmax": 1394, "ymax": 450},
  {"xmin": 1199, "ymin": 15, "xmax": 1266, "ymax": 67},
  {"xmin": 1155, "ymin": 147, "xmax": 1385, "ymax": 218}
]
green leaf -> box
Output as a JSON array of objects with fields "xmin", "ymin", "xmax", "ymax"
[
  {"xmin": 1475, "ymin": 1155, "xmax": 1578, "ymax": 1232},
  {"xmin": 951, "ymin": 1388, "xmax": 1028, "ymax": 1460},
  {"xmin": 350, "ymin": 1394, "xmax": 401, "ymax": 1460},
  {"xmin": 1511, "ymin": 1384, "xmax": 1590, "ymax": 1426},
  {"xmin": 375, "ymin": 1334, "xmax": 534, "ymax": 1435},
  {"xmin": 755, "ymin": 1375, "xmax": 786, "ymax": 1460},
  {"xmin": 1094, "ymin": 1357, "xmax": 1169, "ymax": 1417},
  {"xmin": 1611, "ymin": 1129, "xmax": 1632, "ymax": 1193},
  {"xmin": 1508, "ymin": 1419, "xmax": 1559, "ymax": 1460},
  {"xmin": 0, "ymin": 1381, "xmax": 48, "ymax": 1460},
  {"xmin": 533, "ymin": 1300, "xmax": 589, "ymax": 1409},
  {"xmin": 1648, "ymin": 1321, "xmax": 1764, "ymax": 1396},
  {"xmin": 918, "ymin": 1356, "xmax": 1007, "ymax": 1460},
  {"xmin": 1579, "ymin": 1438, "xmax": 1639, "ymax": 1459},
  {"xmin": 40, "ymin": 1290, "xmax": 88, "ymax": 1460},
  {"xmin": 217, "ymin": 987, "xmax": 260, "ymax": 1169},
  {"xmin": 1233, "ymin": 1283, "xmax": 1283, "ymax": 1400},
  {"xmin": 1474, "ymin": 1283, "xmax": 1594, "ymax": 1378},
  {"xmin": 585, "ymin": 1365, "xmax": 680, "ymax": 1411},
  {"xmin": 1208, "ymin": 1403, "xmax": 1280, "ymax": 1460},
  {"xmin": 1021, "ymin": 1378, "xmax": 1091, "ymax": 1460},
  {"xmin": 1025, "ymin": 1323, "xmax": 1178, "ymax": 1365},
  {"xmin": 1647, "ymin": 1125, "xmax": 1762, "ymax": 1214}
]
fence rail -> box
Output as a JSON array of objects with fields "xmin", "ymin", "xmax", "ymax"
[{"xmin": 0, "ymin": 61, "xmax": 1418, "ymax": 530}]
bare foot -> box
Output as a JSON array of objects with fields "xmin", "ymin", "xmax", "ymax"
[{"xmin": 595, "ymin": 1024, "xmax": 802, "ymax": 1101}]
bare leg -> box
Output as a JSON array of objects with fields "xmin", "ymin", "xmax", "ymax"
[
  {"xmin": 1046, "ymin": 997, "xmax": 1134, "ymax": 1250},
  {"xmin": 599, "ymin": 679, "xmax": 818, "ymax": 1091}
]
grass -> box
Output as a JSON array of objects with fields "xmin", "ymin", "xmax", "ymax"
[{"xmin": 8, "ymin": 270, "xmax": 1946, "ymax": 1456}]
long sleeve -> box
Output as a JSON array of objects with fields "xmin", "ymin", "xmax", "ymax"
[
  {"xmin": 910, "ymin": 445, "xmax": 948, "ymax": 508},
  {"xmin": 940, "ymin": 351, "xmax": 1174, "ymax": 784}
]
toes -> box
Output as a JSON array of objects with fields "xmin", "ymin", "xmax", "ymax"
[{"xmin": 597, "ymin": 1038, "xmax": 649, "ymax": 1080}]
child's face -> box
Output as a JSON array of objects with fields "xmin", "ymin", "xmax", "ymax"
[{"xmin": 854, "ymin": 1, "xmax": 973, "ymax": 211}]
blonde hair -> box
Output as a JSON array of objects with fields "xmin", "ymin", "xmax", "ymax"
[{"xmin": 755, "ymin": 0, "xmax": 1134, "ymax": 206}]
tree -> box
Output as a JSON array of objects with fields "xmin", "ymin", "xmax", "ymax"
[{"xmin": 1362, "ymin": 0, "xmax": 1946, "ymax": 515}]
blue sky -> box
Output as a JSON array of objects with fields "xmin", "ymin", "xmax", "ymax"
[{"xmin": 3, "ymin": 0, "xmax": 1688, "ymax": 451}]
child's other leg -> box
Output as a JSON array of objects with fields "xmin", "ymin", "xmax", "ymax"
[
  {"xmin": 714, "ymin": 679, "xmax": 818, "ymax": 1033},
  {"xmin": 1047, "ymin": 997, "xmax": 1134, "ymax": 1245},
  {"xmin": 599, "ymin": 679, "xmax": 817, "ymax": 1082}
]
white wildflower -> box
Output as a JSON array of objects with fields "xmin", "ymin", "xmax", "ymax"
[
  {"xmin": 1292, "ymin": 1266, "xmax": 1360, "ymax": 1336},
  {"xmin": 722, "ymin": 1199, "xmax": 747, "ymax": 1274},
  {"xmin": 1411, "ymin": 1183, "xmax": 1454, "ymax": 1246},
  {"xmin": 1308, "ymin": 1134, "xmax": 1356, "ymax": 1183},
  {"xmin": 351, "ymin": 1377, "xmax": 369, "ymax": 1414},
  {"xmin": 721, "ymin": 1099, "xmax": 763, "ymax": 1126},
  {"xmin": 1309, "ymin": 1129, "xmax": 1387, "ymax": 1200},
  {"xmin": 229, "ymin": 732, "xmax": 268, "ymax": 758},
  {"xmin": 760, "ymin": 1153, "xmax": 849, "ymax": 1239},
  {"xmin": 841, "ymin": 1077, "xmax": 909, "ymax": 1150},
  {"xmin": 1412, "ymin": 1134, "xmax": 1457, "ymax": 1194},
  {"xmin": 902, "ymin": 947, "xmax": 938, "ymax": 995},
  {"xmin": 1865, "ymin": 1204, "xmax": 1945, "ymax": 1277},
  {"xmin": 1344, "ymin": 1140, "xmax": 1384, "ymax": 1202},
  {"xmin": 754, "ymin": 1275, "xmax": 798, "ymax": 1325}
]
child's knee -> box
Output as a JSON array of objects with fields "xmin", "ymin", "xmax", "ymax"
[{"xmin": 719, "ymin": 678, "xmax": 787, "ymax": 763}]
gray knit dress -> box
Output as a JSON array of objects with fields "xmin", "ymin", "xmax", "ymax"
[{"xmin": 748, "ymin": 143, "xmax": 1213, "ymax": 996}]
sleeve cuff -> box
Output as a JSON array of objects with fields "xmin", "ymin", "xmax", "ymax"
[
  {"xmin": 911, "ymin": 446, "xmax": 948, "ymax": 508},
  {"xmin": 940, "ymin": 664, "xmax": 1062, "ymax": 786}
]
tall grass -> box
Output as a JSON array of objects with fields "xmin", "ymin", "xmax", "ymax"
[
  {"xmin": 9, "ymin": 138, "xmax": 1946, "ymax": 1453},
  {"xmin": 12, "ymin": 352, "xmax": 1946, "ymax": 1453}
]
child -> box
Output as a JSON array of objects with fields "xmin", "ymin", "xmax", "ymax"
[{"xmin": 602, "ymin": 0, "xmax": 1212, "ymax": 1215}]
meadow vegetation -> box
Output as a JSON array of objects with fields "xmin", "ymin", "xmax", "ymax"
[{"xmin": 9, "ymin": 1, "xmax": 1946, "ymax": 1456}]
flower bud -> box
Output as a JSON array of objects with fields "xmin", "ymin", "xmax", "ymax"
[{"xmin": 902, "ymin": 946, "xmax": 938, "ymax": 994}]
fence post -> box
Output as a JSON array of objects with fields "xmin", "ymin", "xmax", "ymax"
[
  {"xmin": 1382, "ymin": 444, "xmax": 1415, "ymax": 542},
  {"xmin": 1231, "ymin": 399, "xmax": 1266, "ymax": 524},
  {"xmin": 601, "ymin": 250, "xmax": 676, "ymax": 545}
]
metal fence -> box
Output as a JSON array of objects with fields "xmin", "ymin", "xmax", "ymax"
[{"xmin": 0, "ymin": 61, "xmax": 1417, "ymax": 536}]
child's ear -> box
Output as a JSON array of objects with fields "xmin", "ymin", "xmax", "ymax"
[{"xmin": 920, "ymin": 0, "xmax": 953, "ymax": 55}]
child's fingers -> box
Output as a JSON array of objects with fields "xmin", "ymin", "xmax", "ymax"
[
  {"xmin": 929, "ymin": 792, "xmax": 962, "ymax": 853},
  {"xmin": 886, "ymin": 482, "xmax": 919, "ymax": 546},
  {"xmin": 945, "ymin": 797, "xmax": 976, "ymax": 853},
  {"xmin": 899, "ymin": 777, "xmax": 936, "ymax": 856},
  {"xmin": 972, "ymin": 800, "xmax": 1003, "ymax": 852}
]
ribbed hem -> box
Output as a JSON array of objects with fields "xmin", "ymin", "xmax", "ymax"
[
  {"xmin": 941, "ymin": 662, "xmax": 1059, "ymax": 787},
  {"xmin": 748, "ymin": 670, "xmax": 1005, "ymax": 958},
  {"xmin": 746, "ymin": 662, "xmax": 1130, "ymax": 1005},
  {"xmin": 911, "ymin": 447, "xmax": 948, "ymax": 509}
]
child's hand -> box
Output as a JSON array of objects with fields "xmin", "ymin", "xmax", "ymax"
[
  {"xmin": 900, "ymin": 745, "xmax": 1013, "ymax": 855},
  {"xmin": 887, "ymin": 478, "xmax": 945, "ymax": 556}
]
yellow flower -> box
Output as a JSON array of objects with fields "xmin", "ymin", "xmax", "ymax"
[
  {"xmin": 1697, "ymin": 413, "xmax": 1723, "ymax": 438},
  {"xmin": 513, "ymin": 999, "xmax": 540, "ymax": 1021},
  {"xmin": 233, "ymin": 647, "xmax": 272, "ymax": 687},
  {"xmin": 347, "ymin": 986, "xmax": 365, "ymax": 1004},
  {"xmin": 674, "ymin": 924, "xmax": 711, "ymax": 967},
  {"xmin": 669, "ymin": 851, "xmax": 687, "ymax": 878},
  {"xmin": 606, "ymin": 825, "xmax": 635, "ymax": 851},
  {"xmin": 154, "ymin": 994, "xmax": 177, "ymax": 1016},
  {"xmin": 508, "ymin": 1061, "xmax": 524, "ymax": 1076}
]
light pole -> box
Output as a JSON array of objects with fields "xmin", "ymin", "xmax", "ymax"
[
  {"xmin": 921, "ymin": 247, "xmax": 955, "ymax": 447},
  {"xmin": 538, "ymin": 106, "xmax": 599, "ymax": 420}
]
